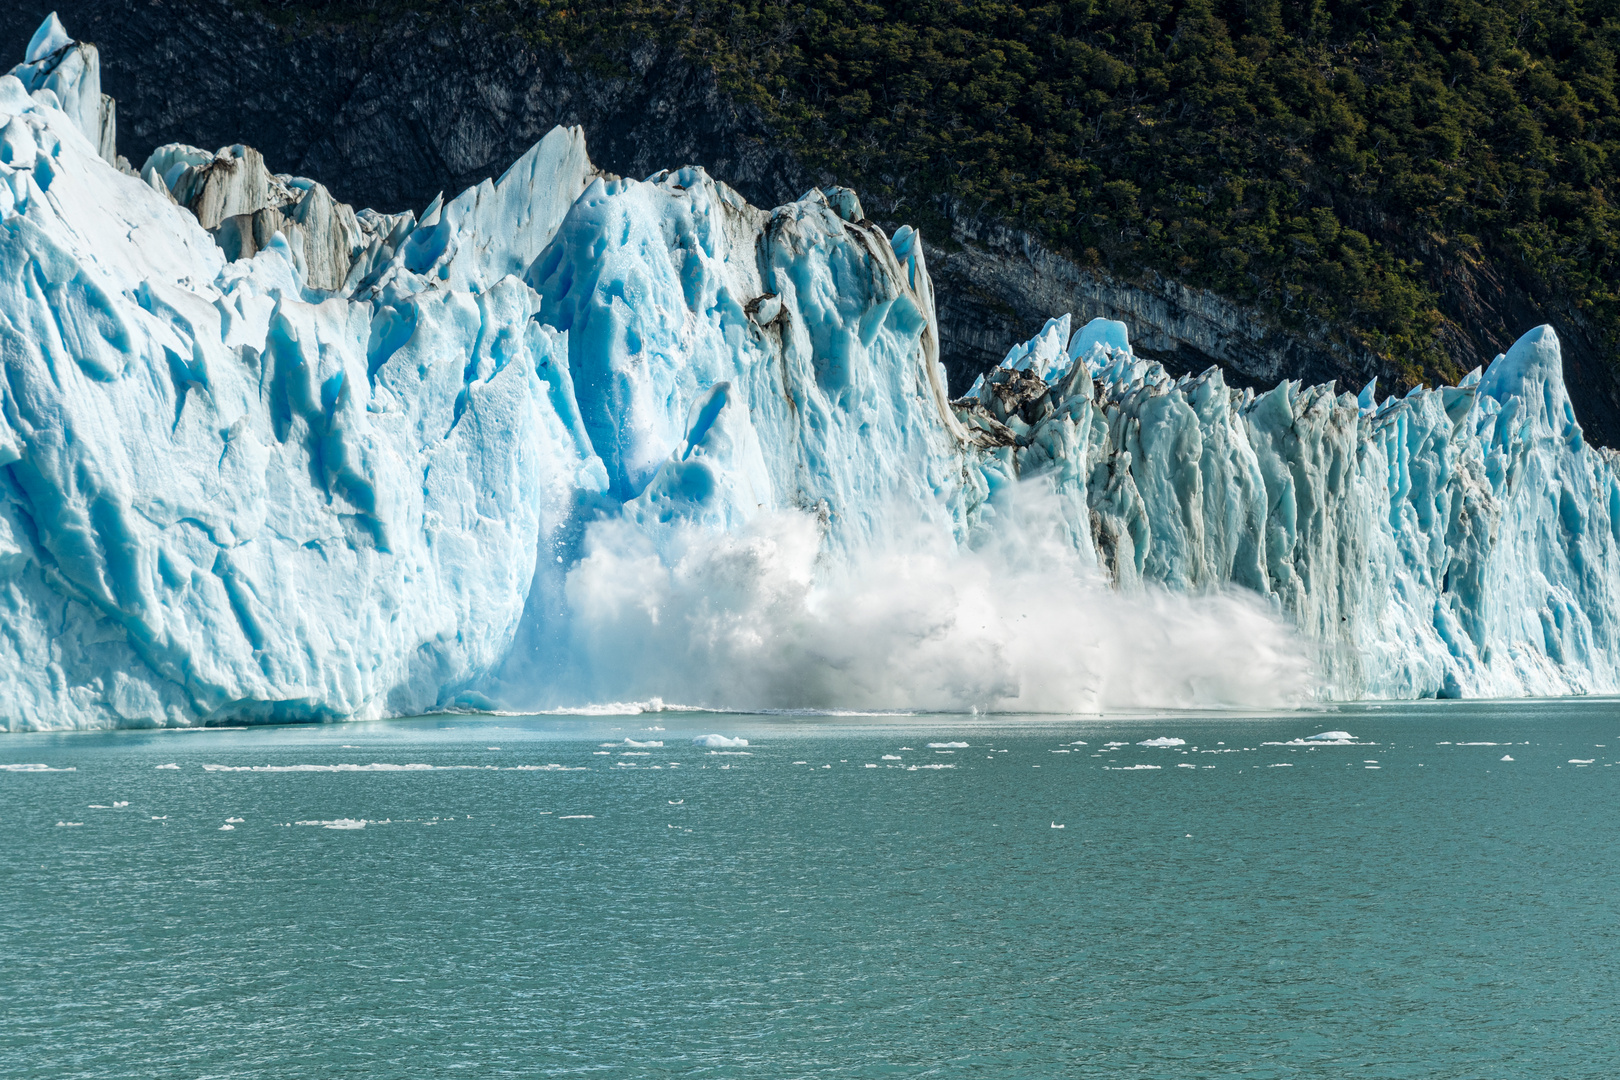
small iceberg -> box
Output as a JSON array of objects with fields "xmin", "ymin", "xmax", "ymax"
[
  {"xmin": 693, "ymin": 735, "xmax": 748, "ymax": 748},
  {"xmin": 1266, "ymin": 731, "xmax": 1369, "ymax": 746},
  {"xmin": 927, "ymin": 742, "xmax": 969, "ymax": 748},
  {"xmin": 1137, "ymin": 737, "xmax": 1185, "ymax": 747}
]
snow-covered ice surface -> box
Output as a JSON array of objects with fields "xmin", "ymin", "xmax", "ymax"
[{"xmin": 2, "ymin": 18, "xmax": 1618, "ymax": 729}]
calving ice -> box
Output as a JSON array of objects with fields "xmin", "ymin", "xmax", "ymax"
[{"xmin": 0, "ymin": 16, "xmax": 1616, "ymax": 729}]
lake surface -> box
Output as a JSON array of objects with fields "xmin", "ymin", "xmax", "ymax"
[{"xmin": 3, "ymin": 700, "xmax": 1618, "ymax": 1078}]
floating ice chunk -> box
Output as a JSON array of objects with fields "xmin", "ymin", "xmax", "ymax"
[
  {"xmin": 1307, "ymin": 731, "xmax": 1355, "ymax": 742},
  {"xmin": 1266, "ymin": 735, "xmax": 1373, "ymax": 746},
  {"xmin": 1500, "ymin": 755, "xmax": 1514, "ymax": 761},
  {"xmin": 1104, "ymin": 764, "xmax": 1161, "ymax": 771},
  {"xmin": 1, "ymin": 763, "xmax": 75, "ymax": 771},
  {"xmin": 1570, "ymin": 759, "xmax": 1595, "ymax": 765},
  {"xmin": 606, "ymin": 739, "xmax": 664, "ymax": 748},
  {"xmin": 1136, "ymin": 737, "xmax": 1185, "ymax": 747},
  {"xmin": 558, "ymin": 814, "xmax": 594, "ymax": 819},
  {"xmin": 155, "ymin": 763, "xmax": 180, "ymax": 770},
  {"xmin": 693, "ymin": 735, "xmax": 748, "ymax": 748},
  {"xmin": 203, "ymin": 763, "xmax": 440, "ymax": 772},
  {"xmin": 218, "ymin": 824, "xmax": 235, "ymax": 830},
  {"xmin": 927, "ymin": 742, "xmax": 969, "ymax": 748}
]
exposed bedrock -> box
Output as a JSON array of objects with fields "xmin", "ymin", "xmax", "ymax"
[{"xmin": 4, "ymin": 0, "xmax": 1616, "ymax": 446}]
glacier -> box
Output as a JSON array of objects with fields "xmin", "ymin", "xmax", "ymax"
[{"xmin": 1, "ymin": 15, "xmax": 1617, "ymax": 730}]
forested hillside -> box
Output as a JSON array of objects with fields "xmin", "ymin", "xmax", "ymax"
[
  {"xmin": 252, "ymin": 0, "xmax": 1620, "ymax": 414},
  {"xmin": 696, "ymin": 0, "xmax": 1620, "ymax": 392},
  {"xmin": 12, "ymin": 0, "xmax": 1620, "ymax": 431}
]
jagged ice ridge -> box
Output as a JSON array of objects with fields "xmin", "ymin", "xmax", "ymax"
[{"xmin": 1, "ymin": 15, "xmax": 1617, "ymax": 729}]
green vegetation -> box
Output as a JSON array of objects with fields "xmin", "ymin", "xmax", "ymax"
[{"xmin": 269, "ymin": 0, "xmax": 1620, "ymax": 385}]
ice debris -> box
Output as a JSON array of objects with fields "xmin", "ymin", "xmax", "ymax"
[
  {"xmin": 2, "ymin": 16, "xmax": 1619, "ymax": 730},
  {"xmin": 693, "ymin": 735, "xmax": 749, "ymax": 748}
]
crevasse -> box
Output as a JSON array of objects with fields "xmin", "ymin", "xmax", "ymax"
[{"xmin": 0, "ymin": 17, "xmax": 1615, "ymax": 729}]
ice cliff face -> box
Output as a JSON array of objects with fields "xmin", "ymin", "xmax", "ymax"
[
  {"xmin": 1, "ymin": 17, "xmax": 1617, "ymax": 729},
  {"xmin": 957, "ymin": 315, "xmax": 1620, "ymax": 699}
]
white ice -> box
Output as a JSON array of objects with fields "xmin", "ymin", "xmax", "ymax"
[{"xmin": 4, "ymin": 17, "xmax": 1620, "ymax": 729}]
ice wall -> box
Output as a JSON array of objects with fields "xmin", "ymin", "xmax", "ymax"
[
  {"xmin": 956, "ymin": 315, "xmax": 1620, "ymax": 698},
  {"xmin": 0, "ymin": 28, "xmax": 598, "ymax": 727},
  {"xmin": 1, "ymin": 17, "xmax": 1616, "ymax": 729}
]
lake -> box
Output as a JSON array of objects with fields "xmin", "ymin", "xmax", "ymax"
[{"xmin": 3, "ymin": 699, "xmax": 1617, "ymax": 1078}]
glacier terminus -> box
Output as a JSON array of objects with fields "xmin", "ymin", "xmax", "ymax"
[{"xmin": 2, "ymin": 15, "xmax": 1619, "ymax": 729}]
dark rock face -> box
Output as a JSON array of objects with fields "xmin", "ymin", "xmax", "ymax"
[
  {"xmin": 0, "ymin": 0, "xmax": 805, "ymax": 213},
  {"xmin": 919, "ymin": 219, "xmax": 1384, "ymax": 399},
  {"xmin": 7, "ymin": 0, "xmax": 1618, "ymax": 444}
]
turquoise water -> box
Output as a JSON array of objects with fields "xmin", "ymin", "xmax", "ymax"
[{"xmin": 3, "ymin": 700, "xmax": 1618, "ymax": 1078}]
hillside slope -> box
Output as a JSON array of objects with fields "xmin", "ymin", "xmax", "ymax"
[{"xmin": 7, "ymin": 0, "xmax": 1620, "ymax": 442}]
